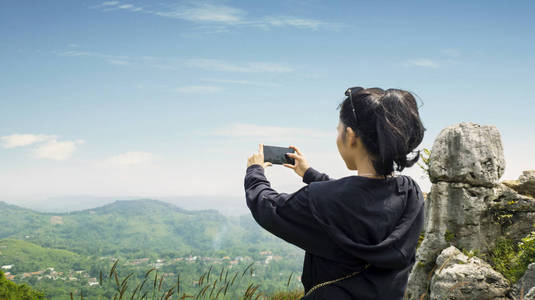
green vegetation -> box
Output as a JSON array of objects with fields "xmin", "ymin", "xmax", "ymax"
[
  {"xmin": 267, "ymin": 290, "xmax": 304, "ymax": 300},
  {"xmin": 417, "ymin": 148, "xmax": 431, "ymax": 178},
  {"xmin": 488, "ymin": 226, "xmax": 535, "ymax": 284},
  {"xmin": 444, "ymin": 229, "xmax": 455, "ymax": 243},
  {"xmin": 0, "ymin": 270, "xmax": 44, "ymax": 300},
  {"xmin": 460, "ymin": 248, "xmax": 480, "ymax": 260},
  {"xmin": 416, "ymin": 233, "xmax": 424, "ymax": 249},
  {"xmin": 80, "ymin": 259, "xmax": 304, "ymax": 299},
  {"xmin": 0, "ymin": 239, "xmax": 89, "ymax": 274},
  {"xmin": 0, "ymin": 200, "xmax": 300, "ymax": 259},
  {"xmin": 0, "ymin": 200, "xmax": 305, "ymax": 299},
  {"xmin": 495, "ymin": 213, "xmax": 514, "ymax": 226}
]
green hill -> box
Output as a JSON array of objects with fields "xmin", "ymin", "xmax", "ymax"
[
  {"xmin": 0, "ymin": 239, "xmax": 87, "ymax": 274},
  {"xmin": 0, "ymin": 200, "xmax": 305, "ymax": 299},
  {"xmin": 0, "ymin": 270, "xmax": 44, "ymax": 300},
  {"xmin": 0, "ymin": 199, "xmax": 301, "ymax": 259}
]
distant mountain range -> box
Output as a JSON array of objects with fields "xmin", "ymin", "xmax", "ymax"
[
  {"xmin": 0, "ymin": 199, "xmax": 301, "ymax": 259},
  {"xmin": 0, "ymin": 199, "xmax": 305, "ymax": 299},
  {"xmin": 7, "ymin": 195, "xmax": 249, "ymax": 216}
]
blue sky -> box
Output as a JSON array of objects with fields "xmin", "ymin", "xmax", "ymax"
[{"xmin": 1, "ymin": 0, "xmax": 534, "ymax": 204}]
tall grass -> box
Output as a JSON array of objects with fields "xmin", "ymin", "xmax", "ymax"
[{"xmin": 70, "ymin": 259, "xmax": 303, "ymax": 300}]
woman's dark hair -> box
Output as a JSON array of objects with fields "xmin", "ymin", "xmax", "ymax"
[{"xmin": 337, "ymin": 87, "xmax": 426, "ymax": 177}]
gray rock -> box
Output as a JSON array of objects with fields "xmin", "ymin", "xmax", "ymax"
[
  {"xmin": 525, "ymin": 287, "xmax": 535, "ymax": 300},
  {"xmin": 489, "ymin": 184, "xmax": 535, "ymax": 242},
  {"xmin": 405, "ymin": 182, "xmax": 502, "ymax": 299},
  {"xmin": 429, "ymin": 246, "xmax": 510, "ymax": 300},
  {"xmin": 511, "ymin": 263, "xmax": 535, "ymax": 300},
  {"xmin": 519, "ymin": 171, "xmax": 535, "ymax": 192},
  {"xmin": 405, "ymin": 122, "xmax": 533, "ymax": 300},
  {"xmin": 503, "ymin": 170, "xmax": 535, "ymax": 198},
  {"xmin": 428, "ymin": 122, "xmax": 505, "ymax": 187}
]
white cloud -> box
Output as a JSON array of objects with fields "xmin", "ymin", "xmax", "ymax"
[
  {"xmin": 442, "ymin": 49, "xmax": 461, "ymax": 58},
  {"xmin": 209, "ymin": 122, "xmax": 332, "ymax": 140},
  {"xmin": 101, "ymin": 1, "xmax": 119, "ymax": 6},
  {"xmin": 56, "ymin": 50, "xmax": 294, "ymax": 73},
  {"xmin": 57, "ymin": 50, "xmax": 136, "ymax": 67},
  {"xmin": 91, "ymin": 2, "xmax": 337, "ymax": 31},
  {"xmin": 108, "ymin": 59, "xmax": 130, "ymax": 66},
  {"xmin": 186, "ymin": 59, "xmax": 293, "ymax": 73},
  {"xmin": 405, "ymin": 59, "xmax": 439, "ymax": 68},
  {"xmin": 107, "ymin": 151, "xmax": 154, "ymax": 165},
  {"xmin": 201, "ymin": 78, "xmax": 281, "ymax": 87},
  {"xmin": 176, "ymin": 85, "xmax": 223, "ymax": 93},
  {"xmin": 92, "ymin": 1, "xmax": 143, "ymax": 12},
  {"xmin": 1, "ymin": 134, "xmax": 56, "ymax": 148},
  {"xmin": 260, "ymin": 16, "xmax": 327, "ymax": 30},
  {"xmin": 57, "ymin": 50, "xmax": 129, "ymax": 61},
  {"xmin": 33, "ymin": 140, "xmax": 84, "ymax": 161},
  {"xmin": 154, "ymin": 3, "xmax": 244, "ymax": 24}
]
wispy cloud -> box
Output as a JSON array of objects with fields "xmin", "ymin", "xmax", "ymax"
[
  {"xmin": 93, "ymin": 1, "xmax": 142, "ymax": 12},
  {"xmin": 1, "ymin": 134, "xmax": 56, "ymax": 148},
  {"xmin": 33, "ymin": 139, "xmax": 84, "ymax": 161},
  {"xmin": 91, "ymin": 2, "xmax": 338, "ymax": 31},
  {"xmin": 153, "ymin": 3, "xmax": 244, "ymax": 24},
  {"xmin": 259, "ymin": 16, "xmax": 328, "ymax": 30},
  {"xmin": 200, "ymin": 78, "xmax": 281, "ymax": 87},
  {"xmin": 101, "ymin": 1, "xmax": 119, "ymax": 6},
  {"xmin": 108, "ymin": 59, "xmax": 130, "ymax": 66},
  {"xmin": 404, "ymin": 58, "xmax": 439, "ymax": 68},
  {"xmin": 442, "ymin": 49, "xmax": 461, "ymax": 58},
  {"xmin": 107, "ymin": 151, "xmax": 154, "ymax": 165},
  {"xmin": 2, "ymin": 133, "xmax": 84, "ymax": 160},
  {"xmin": 56, "ymin": 49, "xmax": 294, "ymax": 73},
  {"xmin": 57, "ymin": 50, "xmax": 132, "ymax": 66},
  {"xmin": 186, "ymin": 59, "xmax": 293, "ymax": 73},
  {"xmin": 176, "ymin": 85, "xmax": 222, "ymax": 93},
  {"xmin": 207, "ymin": 123, "xmax": 332, "ymax": 139}
]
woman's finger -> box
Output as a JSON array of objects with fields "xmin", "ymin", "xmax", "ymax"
[
  {"xmin": 283, "ymin": 163, "xmax": 295, "ymax": 169},
  {"xmin": 289, "ymin": 145, "xmax": 303, "ymax": 156},
  {"xmin": 286, "ymin": 152, "xmax": 298, "ymax": 158}
]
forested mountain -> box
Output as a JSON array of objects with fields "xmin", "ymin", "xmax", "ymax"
[
  {"xmin": 0, "ymin": 199, "xmax": 301, "ymax": 258},
  {"xmin": 0, "ymin": 200, "xmax": 304, "ymax": 299},
  {"xmin": 0, "ymin": 270, "xmax": 44, "ymax": 300}
]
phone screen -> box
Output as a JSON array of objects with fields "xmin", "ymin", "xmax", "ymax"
[{"xmin": 263, "ymin": 145, "xmax": 295, "ymax": 165}]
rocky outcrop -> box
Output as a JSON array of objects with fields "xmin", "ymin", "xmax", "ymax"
[
  {"xmin": 489, "ymin": 185, "xmax": 535, "ymax": 242},
  {"xmin": 405, "ymin": 122, "xmax": 535, "ymax": 300},
  {"xmin": 511, "ymin": 263, "xmax": 535, "ymax": 300},
  {"xmin": 429, "ymin": 246, "xmax": 510, "ymax": 300},
  {"xmin": 427, "ymin": 122, "xmax": 505, "ymax": 187},
  {"xmin": 503, "ymin": 170, "xmax": 535, "ymax": 198}
]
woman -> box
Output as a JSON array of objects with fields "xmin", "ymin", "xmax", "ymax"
[{"xmin": 244, "ymin": 87, "xmax": 426, "ymax": 299}]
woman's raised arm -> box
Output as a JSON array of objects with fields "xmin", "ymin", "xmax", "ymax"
[
  {"xmin": 302, "ymin": 167, "xmax": 334, "ymax": 184},
  {"xmin": 243, "ymin": 164, "xmax": 339, "ymax": 260}
]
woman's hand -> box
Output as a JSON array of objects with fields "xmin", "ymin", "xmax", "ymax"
[
  {"xmin": 283, "ymin": 145, "xmax": 310, "ymax": 178},
  {"xmin": 247, "ymin": 143, "xmax": 273, "ymax": 169}
]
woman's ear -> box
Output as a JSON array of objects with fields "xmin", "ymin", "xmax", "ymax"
[{"xmin": 346, "ymin": 126, "xmax": 358, "ymax": 146}]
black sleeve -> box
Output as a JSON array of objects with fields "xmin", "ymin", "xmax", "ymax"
[
  {"xmin": 244, "ymin": 164, "xmax": 338, "ymax": 260},
  {"xmin": 302, "ymin": 167, "xmax": 334, "ymax": 184}
]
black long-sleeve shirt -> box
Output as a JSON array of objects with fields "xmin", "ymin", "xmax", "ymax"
[{"xmin": 244, "ymin": 164, "xmax": 425, "ymax": 299}]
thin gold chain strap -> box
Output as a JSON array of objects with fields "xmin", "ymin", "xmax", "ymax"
[{"xmin": 303, "ymin": 263, "xmax": 371, "ymax": 298}]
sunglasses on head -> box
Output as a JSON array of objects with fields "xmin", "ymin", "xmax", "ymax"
[{"xmin": 345, "ymin": 86, "xmax": 364, "ymax": 124}]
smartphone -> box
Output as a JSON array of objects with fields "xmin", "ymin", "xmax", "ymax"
[{"xmin": 263, "ymin": 145, "xmax": 295, "ymax": 165}]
